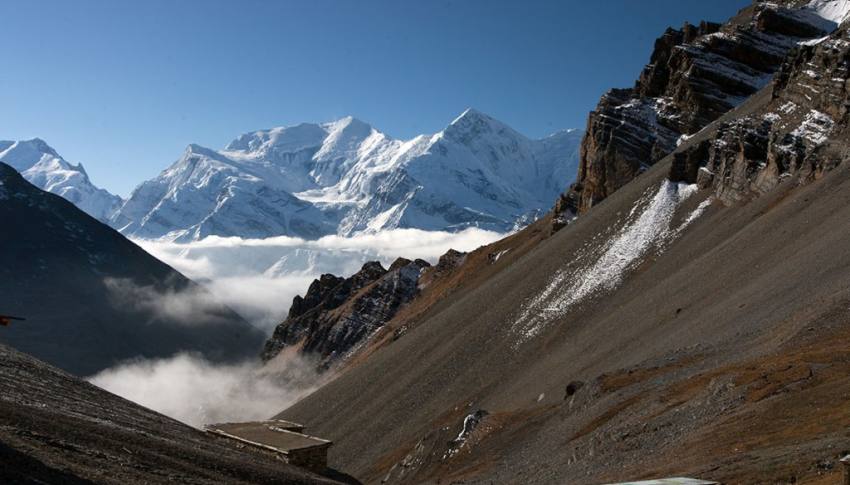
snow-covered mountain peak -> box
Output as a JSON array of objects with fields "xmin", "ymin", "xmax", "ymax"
[
  {"xmin": 315, "ymin": 116, "xmax": 380, "ymax": 160},
  {"xmin": 113, "ymin": 111, "xmax": 583, "ymax": 241},
  {"xmin": 224, "ymin": 122, "xmax": 328, "ymax": 155},
  {"xmin": 224, "ymin": 116, "xmax": 380, "ymax": 160},
  {"xmin": 0, "ymin": 138, "xmax": 63, "ymax": 172},
  {"xmin": 442, "ymin": 108, "xmax": 527, "ymax": 151},
  {"xmin": 0, "ymin": 138, "xmax": 122, "ymax": 223},
  {"xmin": 184, "ymin": 143, "xmax": 224, "ymax": 159}
]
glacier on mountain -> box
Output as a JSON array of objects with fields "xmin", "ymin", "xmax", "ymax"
[
  {"xmin": 111, "ymin": 109, "xmax": 583, "ymax": 241},
  {"xmin": 0, "ymin": 138, "xmax": 122, "ymax": 222}
]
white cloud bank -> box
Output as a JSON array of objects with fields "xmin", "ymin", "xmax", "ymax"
[
  {"xmin": 89, "ymin": 349, "xmax": 324, "ymax": 428},
  {"xmin": 134, "ymin": 228, "xmax": 504, "ymax": 331},
  {"xmin": 91, "ymin": 228, "xmax": 506, "ymax": 428}
]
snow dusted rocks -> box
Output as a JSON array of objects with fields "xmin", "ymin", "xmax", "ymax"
[
  {"xmin": 672, "ymin": 20, "xmax": 850, "ymax": 203},
  {"xmin": 0, "ymin": 138, "xmax": 122, "ymax": 223},
  {"xmin": 557, "ymin": 0, "xmax": 841, "ymax": 220},
  {"xmin": 112, "ymin": 111, "xmax": 583, "ymax": 241}
]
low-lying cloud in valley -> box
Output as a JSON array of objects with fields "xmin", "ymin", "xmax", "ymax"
[
  {"xmin": 134, "ymin": 228, "xmax": 505, "ymax": 331},
  {"xmin": 93, "ymin": 228, "xmax": 504, "ymax": 427},
  {"xmin": 89, "ymin": 349, "xmax": 324, "ymax": 427}
]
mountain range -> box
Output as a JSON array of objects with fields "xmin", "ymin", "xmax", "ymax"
[
  {"xmin": 7, "ymin": 0, "xmax": 850, "ymax": 483},
  {"xmin": 2, "ymin": 110, "xmax": 583, "ymax": 241},
  {"xmin": 261, "ymin": 1, "xmax": 850, "ymax": 483}
]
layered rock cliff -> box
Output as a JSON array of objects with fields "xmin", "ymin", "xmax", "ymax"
[
  {"xmin": 556, "ymin": 0, "xmax": 837, "ymax": 223},
  {"xmin": 671, "ymin": 25, "xmax": 850, "ymax": 202}
]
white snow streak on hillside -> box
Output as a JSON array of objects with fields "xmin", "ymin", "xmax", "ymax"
[{"xmin": 514, "ymin": 181, "xmax": 703, "ymax": 341}]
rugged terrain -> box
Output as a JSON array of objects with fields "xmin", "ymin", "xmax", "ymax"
[
  {"xmin": 556, "ymin": 0, "xmax": 842, "ymax": 220},
  {"xmin": 0, "ymin": 163, "xmax": 265, "ymax": 375},
  {"xmin": 111, "ymin": 110, "xmax": 582, "ymax": 241},
  {"xmin": 262, "ymin": 258, "xmax": 432, "ymax": 367},
  {"xmin": 271, "ymin": 2, "xmax": 850, "ymax": 484},
  {"xmin": 0, "ymin": 342, "xmax": 341, "ymax": 484}
]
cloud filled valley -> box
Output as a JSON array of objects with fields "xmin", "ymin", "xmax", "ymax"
[{"xmin": 90, "ymin": 228, "xmax": 505, "ymax": 426}]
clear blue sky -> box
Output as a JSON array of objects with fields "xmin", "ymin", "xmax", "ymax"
[{"xmin": 1, "ymin": 0, "xmax": 748, "ymax": 196}]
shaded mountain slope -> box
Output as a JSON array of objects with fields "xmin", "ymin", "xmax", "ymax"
[
  {"xmin": 0, "ymin": 163, "xmax": 265, "ymax": 375},
  {"xmin": 275, "ymin": 39, "xmax": 850, "ymax": 483},
  {"xmin": 0, "ymin": 342, "xmax": 340, "ymax": 484}
]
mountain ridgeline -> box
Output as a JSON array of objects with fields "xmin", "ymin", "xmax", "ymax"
[
  {"xmin": 554, "ymin": 0, "xmax": 839, "ymax": 222},
  {"xmin": 2, "ymin": 111, "xmax": 583, "ymax": 242},
  {"xmin": 111, "ymin": 110, "xmax": 582, "ymax": 241},
  {"xmin": 264, "ymin": 1, "xmax": 850, "ymax": 484},
  {"xmin": 0, "ymin": 163, "xmax": 265, "ymax": 376}
]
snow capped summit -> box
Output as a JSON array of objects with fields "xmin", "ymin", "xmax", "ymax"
[
  {"xmin": 0, "ymin": 138, "xmax": 122, "ymax": 222},
  {"xmin": 111, "ymin": 110, "xmax": 583, "ymax": 241},
  {"xmin": 0, "ymin": 138, "xmax": 61, "ymax": 169}
]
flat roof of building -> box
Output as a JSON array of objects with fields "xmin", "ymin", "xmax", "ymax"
[
  {"xmin": 206, "ymin": 420, "xmax": 331, "ymax": 453},
  {"xmin": 604, "ymin": 479, "xmax": 718, "ymax": 485},
  {"xmin": 210, "ymin": 419, "xmax": 303, "ymax": 433}
]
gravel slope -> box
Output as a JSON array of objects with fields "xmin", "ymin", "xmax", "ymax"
[
  {"xmin": 0, "ymin": 343, "xmax": 341, "ymax": 485},
  {"xmin": 278, "ymin": 84, "xmax": 850, "ymax": 484}
]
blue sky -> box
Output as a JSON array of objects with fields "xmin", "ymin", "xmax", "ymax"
[{"xmin": 1, "ymin": 0, "xmax": 747, "ymax": 196}]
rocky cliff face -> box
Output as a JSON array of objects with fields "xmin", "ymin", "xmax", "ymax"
[
  {"xmin": 262, "ymin": 258, "xmax": 432, "ymax": 367},
  {"xmin": 261, "ymin": 246, "xmax": 478, "ymax": 368},
  {"xmin": 556, "ymin": 1, "xmax": 836, "ymax": 223},
  {"xmin": 671, "ymin": 24, "xmax": 850, "ymax": 203}
]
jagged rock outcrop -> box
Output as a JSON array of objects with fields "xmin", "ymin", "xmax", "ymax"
[
  {"xmin": 554, "ymin": 0, "xmax": 835, "ymax": 226},
  {"xmin": 262, "ymin": 258, "xmax": 431, "ymax": 366},
  {"xmin": 671, "ymin": 24, "xmax": 850, "ymax": 203}
]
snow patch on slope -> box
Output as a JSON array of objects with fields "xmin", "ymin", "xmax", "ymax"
[
  {"xmin": 514, "ymin": 181, "xmax": 705, "ymax": 341},
  {"xmin": 808, "ymin": 0, "xmax": 850, "ymax": 24}
]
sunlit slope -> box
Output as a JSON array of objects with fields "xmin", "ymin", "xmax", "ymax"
[{"xmin": 280, "ymin": 83, "xmax": 850, "ymax": 483}]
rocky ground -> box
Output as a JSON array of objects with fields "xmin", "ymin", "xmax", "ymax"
[
  {"xmin": 0, "ymin": 343, "xmax": 344, "ymax": 484},
  {"xmin": 273, "ymin": 4, "xmax": 850, "ymax": 481},
  {"xmin": 558, "ymin": 0, "xmax": 832, "ymax": 217}
]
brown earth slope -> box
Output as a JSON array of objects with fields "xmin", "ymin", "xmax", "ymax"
[{"xmin": 276, "ymin": 34, "xmax": 850, "ymax": 485}]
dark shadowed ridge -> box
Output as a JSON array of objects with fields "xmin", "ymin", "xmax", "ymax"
[{"xmin": 0, "ymin": 162, "xmax": 266, "ymax": 376}]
